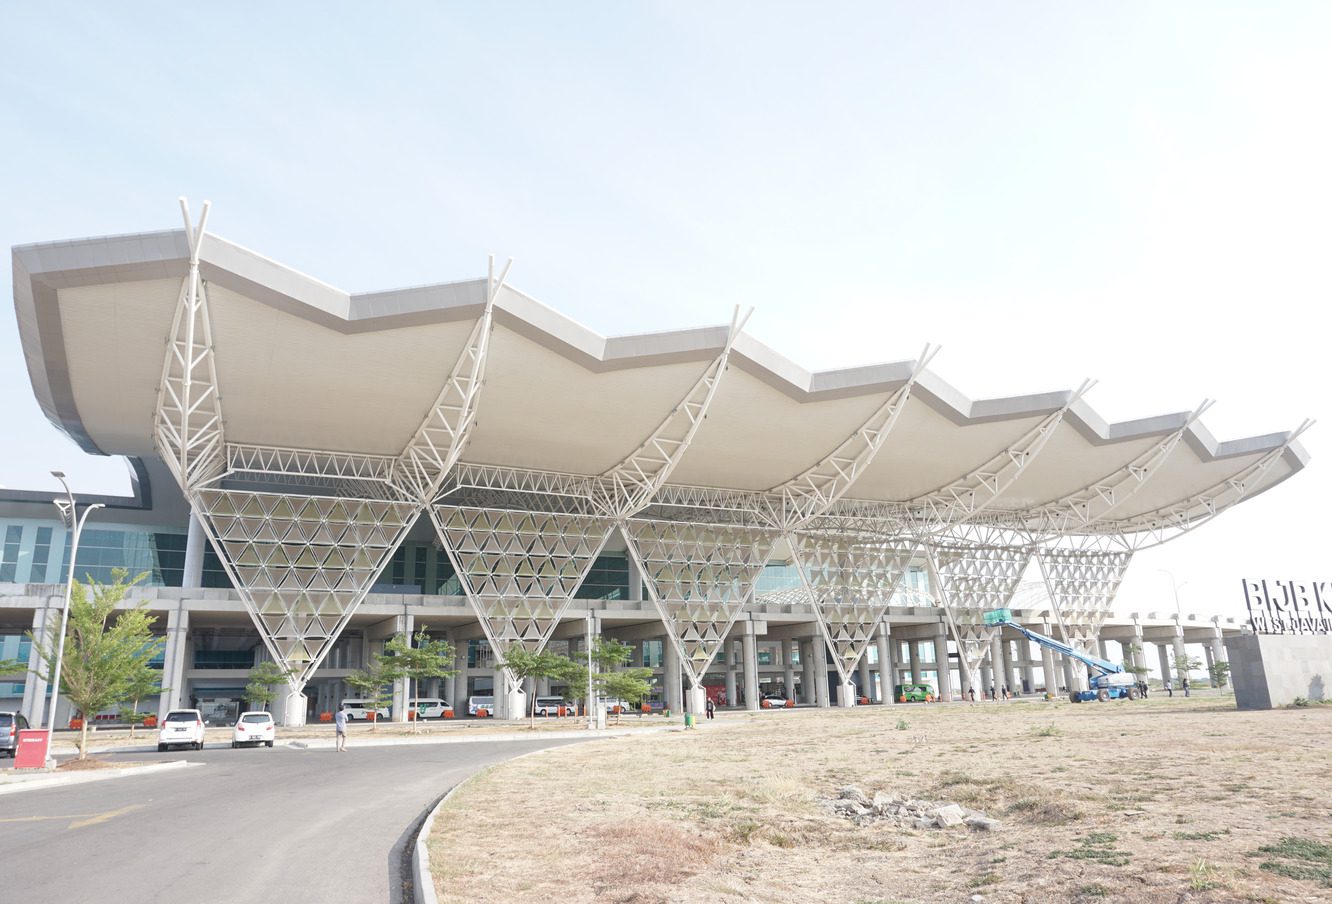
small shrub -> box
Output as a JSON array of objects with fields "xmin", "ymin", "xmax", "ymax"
[
  {"xmin": 1032, "ymin": 723, "xmax": 1061, "ymax": 737},
  {"xmin": 1190, "ymin": 858, "xmax": 1220, "ymax": 891},
  {"xmin": 1253, "ymin": 836, "xmax": 1332, "ymax": 888},
  {"xmin": 895, "ymin": 718, "xmax": 909, "ymax": 731},
  {"xmin": 1077, "ymin": 884, "xmax": 1110, "ymax": 898}
]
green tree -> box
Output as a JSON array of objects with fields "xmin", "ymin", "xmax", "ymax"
[
  {"xmin": 120, "ymin": 660, "xmax": 167, "ymax": 740},
  {"xmin": 344, "ymin": 656, "xmax": 395, "ymax": 731},
  {"xmin": 500, "ymin": 647, "xmax": 577, "ymax": 729},
  {"xmin": 1173, "ymin": 653, "xmax": 1204, "ymax": 691},
  {"xmin": 245, "ymin": 660, "xmax": 295, "ymax": 712},
  {"xmin": 1121, "ymin": 643, "xmax": 1149, "ymax": 678},
  {"xmin": 598, "ymin": 668, "xmax": 653, "ymax": 724},
  {"xmin": 1208, "ymin": 660, "xmax": 1231, "ymax": 689},
  {"xmin": 29, "ymin": 569, "xmax": 163, "ymax": 759},
  {"xmin": 384, "ymin": 628, "xmax": 455, "ymax": 731}
]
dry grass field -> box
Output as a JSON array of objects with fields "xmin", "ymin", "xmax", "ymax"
[{"xmin": 429, "ymin": 695, "xmax": 1332, "ymax": 904}]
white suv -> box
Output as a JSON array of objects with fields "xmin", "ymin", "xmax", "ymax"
[{"xmin": 158, "ymin": 709, "xmax": 206, "ymax": 752}]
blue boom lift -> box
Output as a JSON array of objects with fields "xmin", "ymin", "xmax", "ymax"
[{"xmin": 987, "ymin": 609, "xmax": 1140, "ymax": 703}]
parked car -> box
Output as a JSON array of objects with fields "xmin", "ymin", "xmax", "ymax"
[
  {"xmin": 603, "ymin": 698, "xmax": 632, "ymax": 714},
  {"xmin": 0, "ymin": 711, "xmax": 30, "ymax": 757},
  {"xmin": 158, "ymin": 709, "xmax": 206, "ymax": 751},
  {"xmin": 760, "ymin": 694, "xmax": 792, "ymax": 709},
  {"xmin": 411, "ymin": 698, "xmax": 452, "ymax": 719},
  {"xmin": 232, "ymin": 711, "xmax": 276, "ymax": 748},
  {"xmin": 894, "ymin": 683, "xmax": 934, "ymax": 703},
  {"xmin": 340, "ymin": 699, "xmax": 390, "ymax": 721},
  {"xmin": 467, "ymin": 695, "xmax": 495, "ymax": 716}
]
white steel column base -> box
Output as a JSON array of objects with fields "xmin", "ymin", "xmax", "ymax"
[
  {"xmin": 279, "ymin": 692, "xmax": 308, "ymax": 728},
  {"xmin": 687, "ymin": 685, "xmax": 707, "ymax": 716},
  {"xmin": 837, "ymin": 681, "xmax": 857, "ymax": 707},
  {"xmin": 502, "ymin": 685, "xmax": 527, "ymax": 721}
]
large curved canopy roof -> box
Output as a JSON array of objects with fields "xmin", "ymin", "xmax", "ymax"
[{"xmin": 13, "ymin": 227, "xmax": 1309, "ymax": 538}]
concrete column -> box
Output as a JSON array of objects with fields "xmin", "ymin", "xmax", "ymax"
[
  {"xmin": 876, "ymin": 625, "xmax": 893, "ymax": 705},
  {"xmin": 812, "ymin": 638, "xmax": 830, "ymax": 708},
  {"xmin": 800, "ymin": 640, "xmax": 815, "ymax": 704},
  {"xmin": 159, "ymin": 603, "xmax": 190, "ymax": 716},
  {"xmin": 724, "ymin": 641, "xmax": 737, "ymax": 708},
  {"xmin": 663, "ymin": 635, "xmax": 683, "ymax": 714},
  {"xmin": 1019, "ymin": 640, "xmax": 1035, "ymax": 695},
  {"xmin": 182, "ymin": 510, "xmax": 206, "ymax": 589},
  {"xmin": 987, "ymin": 637, "xmax": 1002, "ymax": 697},
  {"xmin": 1209, "ymin": 628, "xmax": 1227, "ymax": 686},
  {"xmin": 742, "ymin": 624, "xmax": 760, "ymax": 712},
  {"xmin": 1041, "ymin": 643, "xmax": 1057, "ymax": 696},
  {"xmin": 857, "ymin": 652, "xmax": 871, "ymax": 702},
  {"xmin": 1203, "ymin": 643, "xmax": 1215, "ymax": 679},
  {"xmin": 22, "ymin": 606, "xmax": 50, "ymax": 727},
  {"xmin": 908, "ymin": 639, "xmax": 922, "ymax": 685},
  {"xmin": 1172, "ymin": 635, "xmax": 1189, "ymax": 691},
  {"xmin": 933, "ymin": 627, "xmax": 953, "ymax": 703},
  {"xmin": 626, "ymin": 554, "xmax": 643, "ymax": 603},
  {"xmin": 451, "ymin": 637, "xmax": 467, "ymax": 711},
  {"xmin": 783, "ymin": 640, "xmax": 796, "ymax": 700},
  {"xmin": 392, "ymin": 614, "xmax": 413, "ymax": 722},
  {"xmin": 1062, "ymin": 656, "xmax": 1076, "ymax": 695}
]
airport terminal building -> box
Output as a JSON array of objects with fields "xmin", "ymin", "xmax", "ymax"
[{"xmin": 2, "ymin": 203, "xmax": 1310, "ymax": 726}]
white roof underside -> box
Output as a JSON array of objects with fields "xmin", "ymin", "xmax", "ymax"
[{"xmin": 12, "ymin": 228, "xmax": 1308, "ymax": 525}]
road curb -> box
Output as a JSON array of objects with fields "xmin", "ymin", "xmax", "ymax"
[
  {"xmin": 411, "ymin": 739, "xmax": 622, "ymax": 904},
  {"xmin": 0, "ymin": 759, "xmax": 200, "ymax": 796}
]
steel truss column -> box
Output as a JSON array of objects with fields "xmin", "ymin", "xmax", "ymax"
[
  {"xmin": 431, "ymin": 506, "xmax": 615, "ymax": 658},
  {"xmin": 155, "ymin": 198, "xmax": 225, "ymax": 491},
  {"xmin": 925, "ymin": 539, "xmax": 1031, "ymax": 695},
  {"xmin": 1034, "ymin": 547, "xmax": 1133, "ymax": 645},
  {"xmin": 787, "ymin": 532, "xmax": 919, "ymax": 705},
  {"xmin": 394, "ymin": 257, "xmax": 507, "ymax": 504},
  {"xmin": 763, "ymin": 346, "xmax": 937, "ymax": 530},
  {"xmin": 911, "ymin": 381, "xmax": 1094, "ymax": 531},
  {"xmin": 621, "ymin": 518, "xmax": 779, "ymax": 697},
  {"xmin": 594, "ymin": 307, "xmax": 752, "ymax": 518}
]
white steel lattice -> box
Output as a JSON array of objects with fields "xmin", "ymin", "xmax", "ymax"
[
  {"xmin": 926, "ymin": 543, "xmax": 1031, "ymax": 692},
  {"xmin": 789, "ymin": 533, "xmax": 917, "ymax": 683},
  {"xmin": 395, "ymin": 259, "xmax": 505, "ymax": 503},
  {"xmin": 154, "ymin": 199, "xmax": 225, "ymax": 491},
  {"xmin": 911, "ymin": 381, "xmax": 1094, "ymax": 533},
  {"xmin": 1035, "ymin": 548, "xmax": 1132, "ymax": 634},
  {"xmin": 432, "ymin": 506, "xmax": 614, "ymax": 656},
  {"xmin": 592, "ymin": 307, "xmax": 751, "ymax": 518},
  {"xmin": 622, "ymin": 518, "xmax": 779, "ymax": 687},
  {"xmin": 195, "ymin": 489, "xmax": 418, "ymax": 685}
]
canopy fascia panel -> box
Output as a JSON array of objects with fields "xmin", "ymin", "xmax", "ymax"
[{"xmin": 12, "ymin": 227, "xmax": 1310, "ymax": 528}]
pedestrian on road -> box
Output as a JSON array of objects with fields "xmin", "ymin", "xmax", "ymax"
[
  {"xmin": 334, "ymin": 707, "xmax": 348, "ymax": 752},
  {"xmin": 705, "ymin": 698, "xmax": 715, "ymax": 720},
  {"xmin": 989, "ymin": 684, "xmax": 996, "ymax": 701},
  {"xmin": 968, "ymin": 686, "xmax": 976, "ymax": 702},
  {"xmin": 1165, "ymin": 679, "xmax": 1173, "ymax": 698},
  {"xmin": 1002, "ymin": 685, "xmax": 1010, "ymax": 701},
  {"xmin": 1182, "ymin": 677, "xmax": 1190, "ymax": 697}
]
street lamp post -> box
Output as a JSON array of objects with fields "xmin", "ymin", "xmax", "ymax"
[
  {"xmin": 44, "ymin": 471, "xmax": 104, "ymax": 762},
  {"xmin": 1158, "ymin": 568, "xmax": 1189, "ymax": 693}
]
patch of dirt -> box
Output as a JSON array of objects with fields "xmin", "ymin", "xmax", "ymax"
[
  {"xmin": 55, "ymin": 757, "xmax": 123, "ymax": 771},
  {"xmin": 429, "ymin": 696, "xmax": 1332, "ymax": 903}
]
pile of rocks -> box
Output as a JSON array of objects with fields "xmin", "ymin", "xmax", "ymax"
[{"xmin": 827, "ymin": 786, "xmax": 1000, "ymax": 831}]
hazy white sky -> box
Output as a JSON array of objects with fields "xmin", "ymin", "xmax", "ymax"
[{"xmin": 2, "ymin": 2, "xmax": 1327, "ymax": 622}]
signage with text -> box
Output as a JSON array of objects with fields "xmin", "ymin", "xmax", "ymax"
[{"xmin": 1242, "ymin": 579, "xmax": 1332, "ymax": 635}]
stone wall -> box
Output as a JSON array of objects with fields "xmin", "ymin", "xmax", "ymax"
[{"xmin": 1225, "ymin": 633, "xmax": 1332, "ymax": 710}]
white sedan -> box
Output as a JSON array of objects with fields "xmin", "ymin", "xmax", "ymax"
[
  {"xmin": 761, "ymin": 695, "xmax": 792, "ymax": 709},
  {"xmin": 232, "ymin": 711, "xmax": 276, "ymax": 748}
]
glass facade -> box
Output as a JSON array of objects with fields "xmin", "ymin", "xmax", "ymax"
[{"xmin": 576, "ymin": 555, "xmax": 629, "ymax": 600}]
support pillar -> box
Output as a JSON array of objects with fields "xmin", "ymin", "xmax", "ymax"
[
  {"xmin": 857, "ymin": 652, "xmax": 871, "ymax": 703},
  {"xmin": 724, "ymin": 641, "xmax": 737, "ymax": 708},
  {"xmin": 800, "ymin": 640, "xmax": 815, "ymax": 704},
  {"xmin": 876, "ymin": 624, "xmax": 893, "ymax": 705},
  {"xmin": 933, "ymin": 625, "xmax": 953, "ymax": 703},
  {"xmin": 812, "ymin": 638, "xmax": 831, "ymax": 708},
  {"xmin": 1158, "ymin": 642, "xmax": 1173, "ymax": 689},
  {"xmin": 742, "ymin": 624, "xmax": 759, "ymax": 712},
  {"xmin": 908, "ymin": 639, "xmax": 922, "ymax": 686},
  {"xmin": 663, "ymin": 634, "xmax": 683, "ymax": 714},
  {"xmin": 783, "ymin": 640, "xmax": 796, "ymax": 700},
  {"xmin": 1041, "ymin": 642, "xmax": 1057, "ymax": 696},
  {"xmin": 1019, "ymin": 640, "xmax": 1035, "ymax": 695},
  {"xmin": 1063, "ymin": 656, "xmax": 1076, "ymax": 695},
  {"xmin": 182, "ymin": 510, "xmax": 206, "ymax": 589},
  {"xmin": 392, "ymin": 614, "xmax": 413, "ymax": 722},
  {"xmin": 159, "ymin": 603, "xmax": 190, "ymax": 716},
  {"xmin": 451, "ymin": 637, "xmax": 467, "ymax": 713}
]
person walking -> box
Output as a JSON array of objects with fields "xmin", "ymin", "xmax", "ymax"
[
  {"xmin": 334, "ymin": 707, "xmax": 348, "ymax": 752},
  {"xmin": 1182, "ymin": 676, "xmax": 1190, "ymax": 697},
  {"xmin": 968, "ymin": 686, "xmax": 976, "ymax": 703},
  {"xmin": 705, "ymin": 697, "xmax": 715, "ymax": 720}
]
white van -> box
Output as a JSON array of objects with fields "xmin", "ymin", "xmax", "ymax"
[
  {"xmin": 340, "ymin": 699, "xmax": 390, "ymax": 721},
  {"xmin": 412, "ymin": 698, "xmax": 452, "ymax": 719},
  {"xmin": 467, "ymin": 695, "xmax": 495, "ymax": 716},
  {"xmin": 532, "ymin": 696, "xmax": 570, "ymax": 717}
]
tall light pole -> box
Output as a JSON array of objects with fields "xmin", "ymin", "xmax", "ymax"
[
  {"xmin": 44, "ymin": 471, "xmax": 105, "ymax": 757},
  {"xmin": 1158, "ymin": 569, "xmax": 1187, "ymax": 622}
]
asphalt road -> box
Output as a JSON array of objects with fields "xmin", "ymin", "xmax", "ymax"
[{"xmin": 0, "ymin": 735, "xmax": 582, "ymax": 904}]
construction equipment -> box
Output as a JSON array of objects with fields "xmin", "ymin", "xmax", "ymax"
[{"xmin": 988, "ymin": 610, "xmax": 1140, "ymax": 703}]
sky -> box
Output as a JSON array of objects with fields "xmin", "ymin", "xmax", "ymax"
[{"xmin": 1, "ymin": 2, "xmax": 1327, "ymax": 625}]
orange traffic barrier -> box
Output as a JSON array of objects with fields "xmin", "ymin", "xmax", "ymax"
[
  {"xmin": 443, "ymin": 709, "xmax": 454, "ymax": 719},
  {"xmin": 143, "ymin": 715, "xmax": 157, "ymax": 728},
  {"xmin": 69, "ymin": 718, "xmax": 84, "ymax": 730},
  {"xmin": 476, "ymin": 708, "xmax": 489, "ymax": 718},
  {"xmin": 319, "ymin": 712, "xmax": 333, "ymax": 723}
]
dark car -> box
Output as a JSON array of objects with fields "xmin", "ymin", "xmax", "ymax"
[{"xmin": 0, "ymin": 711, "xmax": 31, "ymax": 757}]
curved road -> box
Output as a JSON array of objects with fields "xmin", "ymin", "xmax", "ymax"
[{"xmin": 0, "ymin": 736, "xmax": 581, "ymax": 903}]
